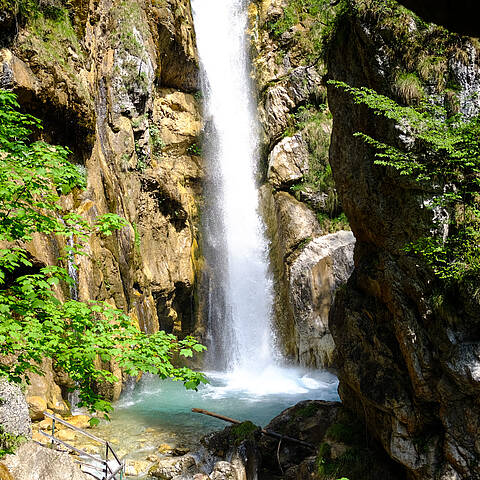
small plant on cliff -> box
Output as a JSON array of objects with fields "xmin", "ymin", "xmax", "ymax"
[
  {"xmin": 0, "ymin": 90, "xmax": 207, "ymax": 415},
  {"xmin": 0, "ymin": 426, "xmax": 26, "ymax": 458},
  {"xmin": 330, "ymin": 80, "xmax": 480, "ymax": 282},
  {"xmin": 187, "ymin": 142, "xmax": 202, "ymax": 156}
]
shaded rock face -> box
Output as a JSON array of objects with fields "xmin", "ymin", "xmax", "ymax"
[
  {"xmin": 327, "ymin": 6, "xmax": 480, "ymax": 480},
  {"xmin": 258, "ymin": 400, "xmax": 342, "ymax": 475},
  {"xmin": 3, "ymin": 441, "xmax": 89, "ymax": 480},
  {"xmin": 397, "ymin": 0, "xmax": 478, "ymax": 37},
  {"xmin": 258, "ymin": 400, "xmax": 406, "ymax": 480},
  {"xmin": 0, "ymin": 0, "xmax": 204, "ymax": 403},
  {"xmin": 148, "ymin": 0, "xmax": 199, "ymax": 92},
  {"xmin": 196, "ymin": 400, "xmax": 405, "ymax": 480}
]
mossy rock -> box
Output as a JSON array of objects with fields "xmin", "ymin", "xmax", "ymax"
[
  {"xmin": 201, "ymin": 421, "xmax": 261, "ymax": 457},
  {"xmin": 0, "ymin": 428, "xmax": 27, "ymax": 459},
  {"xmin": 231, "ymin": 421, "xmax": 260, "ymax": 446}
]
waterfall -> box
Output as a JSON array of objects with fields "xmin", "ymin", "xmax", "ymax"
[
  {"xmin": 192, "ymin": 0, "xmax": 276, "ymax": 373},
  {"xmin": 67, "ymin": 234, "xmax": 79, "ymax": 301}
]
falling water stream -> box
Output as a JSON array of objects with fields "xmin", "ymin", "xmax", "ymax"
[
  {"xmin": 90, "ymin": 0, "xmax": 339, "ymax": 474},
  {"xmin": 195, "ymin": 0, "xmax": 275, "ymax": 373}
]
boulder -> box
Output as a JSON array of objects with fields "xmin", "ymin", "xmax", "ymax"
[
  {"xmin": 125, "ymin": 459, "xmax": 155, "ymax": 477},
  {"xmin": 26, "ymin": 396, "xmax": 47, "ymax": 421},
  {"xmin": 64, "ymin": 415, "xmax": 91, "ymax": 430},
  {"xmin": 56, "ymin": 428, "xmax": 76, "ymax": 442},
  {"xmin": 149, "ymin": 454, "xmax": 197, "ymax": 479},
  {"xmin": 0, "ymin": 379, "xmax": 31, "ymax": 442},
  {"xmin": 26, "ymin": 359, "xmax": 69, "ymax": 416},
  {"xmin": 201, "ymin": 422, "xmax": 261, "ymax": 480},
  {"xmin": 2, "ymin": 441, "xmax": 89, "ymax": 480},
  {"xmin": 289, "ymin": 230, "xmax": 355, "ymax": 366},
  {"xmin": 267, "ymin": 133, "xmax": 309, "ymax": 189},
  {"xmin": 258, "ymin": 400, "xmax": 342, "ymax": 473},
  {"xmin": 158, "ymin": 442, "xmax": 174, "ymax": 454},
  {"xmin": 273, "ymin": 191, "xmax": 321, "ymax": 258},
  {"xmin": 261, "ymin": 188, "xmax": 353, "ymax": 365},
  {"xmin": 210, "ymin": 460, "xmax": 245, "ymax": 480}
]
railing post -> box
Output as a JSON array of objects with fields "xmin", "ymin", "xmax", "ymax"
[
  {"xmin": 51, "ymin": 418, "xmax": 56, "ymax": 447},
  {"xmin": 105, "ymin": 442, "xmax": 109, "ymax": 479}
]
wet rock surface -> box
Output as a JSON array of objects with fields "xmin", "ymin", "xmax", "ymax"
[
  {"xmin": 144, "ymin": 421, "xmax": 262, "ymax": 480},
  {"xmin": 289, "ymin": 231, "xmax": 355, "ymax": 367},
  {"xmin": 262, "ymin": 182, "xmax": 354, "ymax": 366},
  {"xmin": 251, "ymin": 0, "xmax": 352, "ymax": 368}
]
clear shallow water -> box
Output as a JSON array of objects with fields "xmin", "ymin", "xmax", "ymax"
[{"xmin": 93, "ymin": 369, "xmax": 339, "ymax": 460}]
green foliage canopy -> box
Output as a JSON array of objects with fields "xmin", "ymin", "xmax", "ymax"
[
  {"xmin": 330, "ymin": 80, "xmax": 480, "ymax": 281},
  {"xmin": 0, "ymin": 90, "xmax": 206, "ymax": 414}
]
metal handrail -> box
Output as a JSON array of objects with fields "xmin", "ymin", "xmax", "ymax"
[
  {"xmin": 40, "ymin": 412, "xmax": 125, "ymax": 480},
  {"xmin": 43, "ymin": 412, "xmax": 108, "ymax": 444}
]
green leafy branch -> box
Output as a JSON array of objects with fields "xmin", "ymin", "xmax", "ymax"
[{"xmin": 329, "ymin": 80, "xmax": 480, "ymax": 281}]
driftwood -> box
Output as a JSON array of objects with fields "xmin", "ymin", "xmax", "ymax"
[{"xmin": 191, "ymin": 408, "xmax": 315, "ymax": 450}]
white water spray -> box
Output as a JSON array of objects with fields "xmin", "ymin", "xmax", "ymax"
[
  {"xmin": 67, "ymin": 234, "xmax": 79, "ymax": 301},
  {"xmin": 192, "ymin": 0, "xmax": 275, "ymax": 373}
]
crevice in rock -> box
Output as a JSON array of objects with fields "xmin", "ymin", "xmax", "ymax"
[
  {"xmin": 13, "ymin": 86, "xmax": 94, "ymax": 162},
  {"xmin": 140, "ymin": 176, "xmax": 188, "ymax": 232}
]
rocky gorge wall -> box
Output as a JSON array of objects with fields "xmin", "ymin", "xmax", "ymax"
[
  {"xmin": 327, "ymin": 2, "xmax": 480, "ymax": 479},
  {"xmin": 249, "ymin": 0, "xmax": 355, "ymax": 367},
  {"xmin": 0, "ymin": 0, "xmax": 204, "ymax": 407}
]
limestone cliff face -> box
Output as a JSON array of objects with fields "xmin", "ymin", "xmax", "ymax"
[
  {"xmin": 0, "ymin": 0, "xmax": 203, "ymax": 403},
  {"xmin": 327, "ymin": 3, "xmax": 480, "ymax": 479},
  {"xmin": 250, "ymin": 0, "xmax": 354, "ymax": 367}
]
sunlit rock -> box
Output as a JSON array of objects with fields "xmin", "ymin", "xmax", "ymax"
[
  {"xmin": 26, "ymin": 396, "xmax": 47, "ymax": 422},
  {"xmin": 3, "ymin": 442, "xmax": 89, "ymax": 480},
  {"xmin": 149, "ymin": 454, "xmax": 197, "ymax": 479},
  {"xmin": 0, "ymin": 379, "xmax": 31, "ymax": 442},
  {"xmin": 289, "ymin": 230, "xmax": 355, "ymax": 367},
  {"xmin": 267, "ymin": 133, "xmax": 309, "ymax": 189}
]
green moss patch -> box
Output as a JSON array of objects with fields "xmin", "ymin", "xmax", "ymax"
[
  {"xmin": 231, "ymin": 421, "xmax": 260, "ymax": 445},
  {"xmin": 294, "ymin": 402, "xmax": 321, "ymax": 419},
  {"xmin": 287, "ymin": 104, "xmax": 349, "ymax": 232},
  {"xmin": 0, "ymin": 426, "xmax": 26, "ymax": 459}
]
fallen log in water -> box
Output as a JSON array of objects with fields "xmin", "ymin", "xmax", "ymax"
[{"xmin": 191, "ymin": 408, "xmax": 316, "ymax": 450}]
